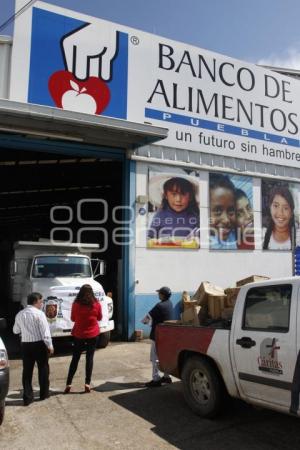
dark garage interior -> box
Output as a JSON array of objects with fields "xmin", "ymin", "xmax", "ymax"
[{"xmin": 0, "ymin": 145, "xmax": 123, "ymax": 334}]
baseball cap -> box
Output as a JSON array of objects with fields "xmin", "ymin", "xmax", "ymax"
[{"xmin": 156, "ymin": 286, "xmax": 172, "ymax": 298}]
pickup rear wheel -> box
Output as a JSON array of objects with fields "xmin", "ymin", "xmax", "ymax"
[
  {"xmin": 182, "ymin": 356, "xmax": 223, "ymax": 418},
  {"xmin": 96, "ymin": 331, "xmax": 110, "ymax": 349},
  {"xmin": 0, "ymin": 400, "xmax": 5, "ymax": 426}
]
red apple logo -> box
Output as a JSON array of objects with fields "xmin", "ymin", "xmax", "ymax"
[{"xmin": 48, "ymin": 70, "xmax": 110, "ymax": 115}]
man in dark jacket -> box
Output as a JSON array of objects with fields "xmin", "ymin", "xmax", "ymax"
[{"xmin": 143, "ymin": 286, "xmax": 174, "ymax": 387}]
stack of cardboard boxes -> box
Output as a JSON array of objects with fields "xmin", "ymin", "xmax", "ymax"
[
  {"xmin": 181, "ymin": 291, "xmax": 200, "ymax": 326},
  {"xmin": 176, "ymin": 275, "xmax": 270, "ymax": 326},
  {"xmin": 192, "ymin": 281, "xmax": 225, "ymax": 324}
]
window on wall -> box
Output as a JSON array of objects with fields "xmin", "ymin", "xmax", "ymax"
[{"xmin": 243, "ymin": 284, "xmax": 292, "ymax": 332}]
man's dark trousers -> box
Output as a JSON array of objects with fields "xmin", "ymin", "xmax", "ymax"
[{"xmin": 21, "ymin": 341, "xmax": 49, "ymax": 404}]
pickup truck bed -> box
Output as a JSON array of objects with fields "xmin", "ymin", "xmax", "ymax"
[
  {"xmin": 155, "ymin": 278, "xmax": 300, "ymax": 419},
  {"xmin": 156, "ymin": 324, "xmax": 224, "ymax": 377}
]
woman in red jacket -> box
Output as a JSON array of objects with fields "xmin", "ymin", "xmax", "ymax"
[{"xmin": 64, "ymin": 284, "xmax": 102, "ymax": 393}]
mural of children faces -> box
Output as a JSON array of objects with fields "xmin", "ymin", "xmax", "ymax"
[
  {"xmin": 147, "ymin": 171, "xmax": 200, "ymax": 249},
  {"xmin": 209, "ymin": 173, "xmax": 254, "ymax": 250},
  {"xmin": 209, "ymin": 173, "xmax": 237, "ymax": 249},
  {"xmin": 262, "ymin": 181, "xmax": 297, "ymax": 250},
  {"xmin": 236, "ymin": 189, "xmax": 255, "ymax": 250}
]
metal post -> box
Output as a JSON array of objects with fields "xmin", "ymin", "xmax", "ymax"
[{"xmin": 0, "ymin": 36, "xmax": 12, "ymax": 99}]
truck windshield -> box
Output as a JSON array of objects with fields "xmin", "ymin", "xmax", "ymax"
[{"xmin": 32, "ymin": 256, "xmax": 92, "ymax": 278}]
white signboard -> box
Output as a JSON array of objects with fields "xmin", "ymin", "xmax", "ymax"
[{"xmin": 10, "ymin": 1, "xmax": 300, "ymax": 168}]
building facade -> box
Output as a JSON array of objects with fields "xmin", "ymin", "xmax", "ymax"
[{"xmin": 1, "ymin": 2, "xmax": 300, "ymax": 338}]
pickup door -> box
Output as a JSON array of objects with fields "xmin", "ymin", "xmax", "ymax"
[{"xmin": 231, "ymin": 281, "xmax": 299, "ymax": 413}]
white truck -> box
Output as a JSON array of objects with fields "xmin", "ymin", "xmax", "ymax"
[
  {"xmin": 156, "ymin": 276, "xmax": 300, "ymax": 418},
  {"xmin": 10, "ymin": 241, "xmax": 114, "ymax": 348}
]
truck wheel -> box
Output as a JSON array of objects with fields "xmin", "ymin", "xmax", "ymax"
[
  {"xmin": 0, "ymin": 400, "xmax": 5, "ymax": 426},
  {"xmin": 96, "ymin": 332, "xmax": 110, "ymax": 349},
  {"xmin": 182, "ymin": 356, "xmax": 223, "ymax": 418}
]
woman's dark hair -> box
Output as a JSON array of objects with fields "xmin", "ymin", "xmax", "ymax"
[
  {"xmin": 263, "ymin": 184, "xmax": 295, "ymax": 250},
  {"xmin": 74, "ymin": 284, "xmax": 96, "ymax": 306},
  {"xmin": 161, "ymin": 177, "xmax": 199, "ymax": 215}
]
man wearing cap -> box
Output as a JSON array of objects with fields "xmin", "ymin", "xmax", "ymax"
[{"xmin": 142, "ymin": 286, "xmax": 174, "ymax": 387}]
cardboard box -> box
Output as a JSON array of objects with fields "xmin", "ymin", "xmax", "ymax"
[
  {"xmin": 183, "ymin": 300, "xmax": 198, "ymax": 310},
  {"xmin": 182, "ymin": 291, "xmax": 191, "ymax": 303},
  {"xmin": 163, "ymin": 320, "xmax": 182, "ymax": 325},
  {"xmin": 236, "ymin": 275, "xmax": 270, "ymax": 287},
  {"xmin": 221, "ymin": 307, "xmax": 234, "ymax": 321},
  {"xmin": 192, "ymin": 281, "xmax": 225, "ymax": 306},
  {"xmin": 208, "ymin": 295, "xmax": 226, "ymax": 320},
  {"xmin": 182, "ymin": 305, "xmax": 201, "ymax": 326},
  {"xmin": 134, "ymin": 330, "xmax": 143, "ymax": 341},
  {"xmin": 224, "ymin": 287, "xmax": 240, "ymax": 308},
  {"xmin": 198, "ymin": 304, "xmax": 208, "ymax": 325}
]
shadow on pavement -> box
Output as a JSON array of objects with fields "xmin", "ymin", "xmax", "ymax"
[
  {"xmin": 94, "ymin": 381, "xmax": 146, "ymax": 392},
  {"xmin": 108, "ymin": 382, "xmax": 300, "ymax": 450},
  {"xmin": 5, "ymin": 388, "xmax": 63, "ymax": 406}
]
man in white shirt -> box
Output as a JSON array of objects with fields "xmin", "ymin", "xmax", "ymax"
[{"xmin": 13, "ymin": 292, "xmax": 54, "ymax": 406}]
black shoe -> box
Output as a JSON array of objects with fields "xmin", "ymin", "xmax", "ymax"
[
  {"xmin": 289, "ymin": 407, "xmax": 298, "ymax": 416},
  {"xmin": 23, "ymin": 399, "xmax": 33, "ymax": 406},
  {"xmin": 40, "ymin": 395, "xmax": 49, "ymax": 401},
  {"xmin": 145, "ymin": 379, "xmax": 162, "ymax": 388},
  {"xmin": 160, "ymin": 376, "xmax": 172, "ymax": 384}
]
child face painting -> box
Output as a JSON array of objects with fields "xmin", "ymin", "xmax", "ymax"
[
  {"xmin": 236, "ymin": 195, "xmax": 253, "ymax": 230},
  {"xmin": 270, "ymin": 194, "xmax": 292, "ymax": 232},
  {"xmin": 165, "ymin": 188, "xmax": 191, "ymax": 213},
  {"xmin": 210, "ymin": 187, "xmax": 236, "ymax": 241}
]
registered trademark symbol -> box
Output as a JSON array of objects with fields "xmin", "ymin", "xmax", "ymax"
[{"xmin": 130, "ymin": 36, "xmax": 139, "ymax": 45}]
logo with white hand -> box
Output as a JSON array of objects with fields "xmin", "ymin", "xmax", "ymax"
[
  {"xmin": 48, "ymin": 23, "xmax": 118, "ymax": 115},
  {"xmin": 62, "ymin": 23, "xmax": 118, "ymax": 82}
]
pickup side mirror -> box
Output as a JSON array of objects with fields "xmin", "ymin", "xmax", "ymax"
[
  {"xmin": 91, "ymin": 259, "xmax": 106, "ymax": 278},
  {"xmin": 0, "ymin": 318, "xmax": 7, "ymax": 332}
]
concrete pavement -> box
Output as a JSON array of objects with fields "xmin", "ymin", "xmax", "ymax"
[{"xmin": 1, "ymin": 340, "xmax": 300, "ymax": 450}]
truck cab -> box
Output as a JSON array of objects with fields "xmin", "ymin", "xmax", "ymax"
[
  {"xmin": 10, "ymin": 241, "xmax": 114, "ymax": 346},
  {"xmin": 156, "ymin": 277, "xmax": 300, "ymax": 418},
  {"xmin": 231, "ymin": 278, "xmax": 299, "ymax": 414}
]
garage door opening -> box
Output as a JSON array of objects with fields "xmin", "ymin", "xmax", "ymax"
[{"xmin": 0, "ymin": 146, "xmax": 124, "ymax": 338}]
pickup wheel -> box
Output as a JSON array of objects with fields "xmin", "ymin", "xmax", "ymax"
[
  {"xmin": 96, "ymin": 331, "xmax": 110, "ymax": 349},
  {"xmin": 0, "ymin": 400, "xmax": 5, "ymax": 426},
  {"xmin": 182, "ymin": 356, "xmax": 223, "ymax": 418}
]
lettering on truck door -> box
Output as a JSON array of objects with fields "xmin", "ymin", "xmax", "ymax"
[{"xmin": 232, "ymin": 282, "xmax": 297, "ymax": 412}]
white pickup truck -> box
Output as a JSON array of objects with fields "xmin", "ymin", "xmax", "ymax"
[{"xmin": 156, "ymin": 277, "xmax": 300, "ymax": 418}]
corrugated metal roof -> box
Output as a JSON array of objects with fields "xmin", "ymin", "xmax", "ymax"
[{"xmin": 132, "ymin": 144, "xmax": 300, "ymax": 182}]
